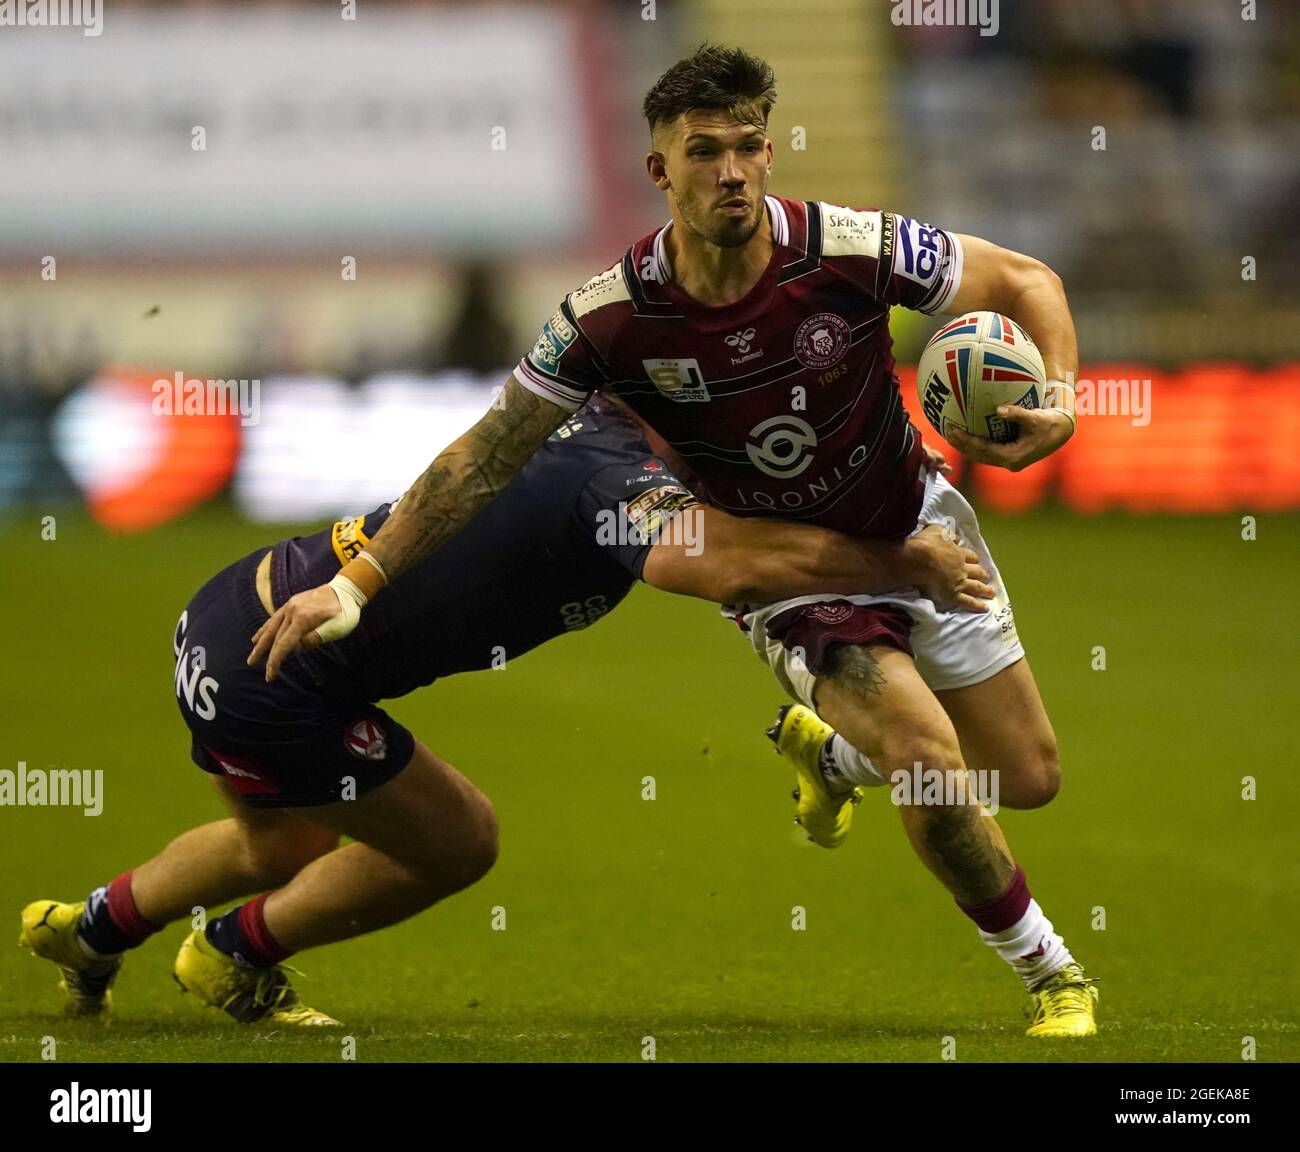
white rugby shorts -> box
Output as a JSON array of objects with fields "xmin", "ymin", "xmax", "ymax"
[{"xmin": 725, "ymin": 471, "xmax": 1025, "ymax": 708}]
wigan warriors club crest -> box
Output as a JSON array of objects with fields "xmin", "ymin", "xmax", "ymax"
[
  {"xmin": 345, "ymin": 717, "xmax": 388, "ymax": 760},
  {"xmin": 793, "ymin": 312, "xmax": 850, "ymax": 370},
  {"xmin": 806, "ymin": 602, "xmax": 854, "ymax": 624}
]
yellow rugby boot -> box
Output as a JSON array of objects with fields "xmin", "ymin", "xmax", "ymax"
[
  {"xmin": 19, "ymin": 900, "xmax": 123, "ymax": 1017},
  {"xmin": 766, "ymin": 704, "xmax": 863, "ymax": 848},
  {"xmin": 174, "ymin": 929, "xmax": 340, "ymax": 1027},
  {"xmin": 1026, "ymin": 963, "xmax": 1099, "ymax": 1037}
]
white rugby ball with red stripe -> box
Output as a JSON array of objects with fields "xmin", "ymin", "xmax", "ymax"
[{"xmin": 916, "ymin": 311, "xmax": 1046, "ymax": 445}]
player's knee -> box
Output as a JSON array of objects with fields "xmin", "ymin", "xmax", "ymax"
[
  {"xmin": 244, "ymin": 828, "xmax": 339, "ymax": 888},
  {"xmin": 410, "ymin": 791, "xmax": 499, "ymax": 894},
  {"xmin": 878, "ymin": 727, "xmax": 964, "ymax": 782},
  {"xmin": 458, "ymin": 798, "xmax": 499, "ymax": 886},
  {"xmin": 1013, "ymin": 738, "xmax": 1061, "ymax": 809}
]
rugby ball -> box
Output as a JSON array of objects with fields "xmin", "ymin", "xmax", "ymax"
[{"xmin": 916, "ymin": 311, "xmax": 1045, "ymax": 444}]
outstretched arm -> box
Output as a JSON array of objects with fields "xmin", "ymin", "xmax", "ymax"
[
  {"xmin": 249, "ymin": 377, "xmax": 569, "ymax": 680},
  {"xmin": 641, "ymin": 511, "xmax": 993, "ymax": 614}
]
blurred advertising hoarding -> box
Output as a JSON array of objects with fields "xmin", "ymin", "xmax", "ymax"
[
  {"xmin": 0, "ymin": 6, "xmax": 593, "ymax": 256},
  {"xmin": 41, "ymin": 363, "xmax": 1300, "ymax": 531}
]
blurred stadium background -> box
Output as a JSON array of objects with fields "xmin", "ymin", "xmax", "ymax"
[
  {"xmin": 2, "ymin": 0, "xmax": 1298, "ymax": 1062},
  {"xmin": 4, "ymin": 0, "xmax": 1300, "ymax": 522}
]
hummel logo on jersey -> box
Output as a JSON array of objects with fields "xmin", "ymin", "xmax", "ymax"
[
  {"xmin": 724, "ymin": 327, "xmax": 765, "ymax": 366},
  {"xmin": 725, "ymin": 327, "xmax": 756, "ymax": 353}
]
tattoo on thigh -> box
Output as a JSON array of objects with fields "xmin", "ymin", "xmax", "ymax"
[{"xmin": 823, "ymin": 644, "xmax": 888, "ymax": 698}]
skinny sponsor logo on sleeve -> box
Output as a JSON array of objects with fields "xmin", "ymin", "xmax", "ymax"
[
  {"xmin": 0, "ymin": 762, "xmax": 102, "ymax": 816},
  {"xmin": 49, "ymin": 1084, "xmax": 151, "ymax": 1132}
]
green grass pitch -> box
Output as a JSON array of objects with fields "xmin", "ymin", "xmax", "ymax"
[{"xmin": 1, "ymin": 503, "xmax": 1297, "ymax": 1062}]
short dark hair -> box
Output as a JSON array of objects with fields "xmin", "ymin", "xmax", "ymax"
[{"xmin": 642, "ymin": 44, "xmax": 777, "ymax": 137}]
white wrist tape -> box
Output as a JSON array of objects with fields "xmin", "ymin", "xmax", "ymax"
[
  {"xmin": 1045, "ymin": 379, "xmax": 1077, "ymax": 431},
  {"xmin": 313, "ymin": 572, "xmax": 368, "ymax": 644}
]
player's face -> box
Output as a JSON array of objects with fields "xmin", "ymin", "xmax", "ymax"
[{"xmin": 650, "ymin": 112, "xmax": 773, "ymax": 249}]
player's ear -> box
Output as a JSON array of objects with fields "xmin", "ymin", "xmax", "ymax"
[{"xmin": 645, "ymin": 150, "xmax": 671, "ymax": 191}]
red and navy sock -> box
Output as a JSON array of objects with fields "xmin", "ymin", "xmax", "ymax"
[
  {"xmin": 78, "ymin": 870, "xmax": 162, "ymax": 957},
  {"xmin": 205, "ymin": 894, "xmax": 292, "ymax": 968}
]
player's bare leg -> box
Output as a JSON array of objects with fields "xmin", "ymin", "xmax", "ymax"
[
  {"xmin": 934, "ymin": 657, "xmax": 1060, "ymax": 810},
  {"xmin": 25, "ymin": 738, "xmax": 496, "ymax": 1025},
  {"xmin": 812, "ymin": 645, "xmax": 1015, "ymax": 904},
  {"xmin": 255, "ymin": 739, "xmax": 498, "ymax": 950},
  {"xmin": 127, "ymin": 779, "xmax": 341, "ymax": 924},
  {"xmin": 811, "ymin": 643, "xmax": 1097, "ymax": 1035},
  {"xmin": 167, "ymin": 738, "xmax": 495, "ymax": 1025}
]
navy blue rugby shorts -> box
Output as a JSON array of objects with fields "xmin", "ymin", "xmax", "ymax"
[{"xmin": 173, "ymin": 549, "xmax": 414, "ymax": 808}]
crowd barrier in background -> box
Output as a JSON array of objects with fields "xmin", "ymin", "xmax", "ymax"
[{"xmin": 34, "ymin": 362, "xmax": 1300, "ymax": 531}]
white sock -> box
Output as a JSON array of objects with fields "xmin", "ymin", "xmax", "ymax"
[
  {"xmin": 980, "ymin": 899, "xmax": 1074, "ymax": 991},
  {"xmin": 76, "ymin": 935, "xmax": 114, "ymax": 961},
  {"xmin": 819, "ymin": 733, "xmax": 887, "ymax": 791}
]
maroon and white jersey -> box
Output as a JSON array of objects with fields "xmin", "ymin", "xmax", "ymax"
[{"xmin": 515, "ymin": 195, "xmax": 964, "ymax": 538}]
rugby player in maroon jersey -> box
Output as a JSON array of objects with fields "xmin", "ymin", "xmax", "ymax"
[{"xmin": 255, "ymin": 46, "xmax": 1095, "ymax": 1038}]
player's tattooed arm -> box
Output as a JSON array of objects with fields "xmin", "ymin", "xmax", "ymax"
[
  {"xmin": 248, "ymin": 377, "xmax": 569, "ymax": 681},
  {"xmin": 365, "ymin": 378, "xmax": 568, "ymax": 581},
  {"xmin": 943, "ymin": 233, "xmax": 1078, "ymax": 472},
  {"xmin": 641, "ymin": 513, "xmax": 993, "ymax": 613}
]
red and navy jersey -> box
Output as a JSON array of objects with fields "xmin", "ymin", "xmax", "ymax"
[
  {"xmin": 270, "ymin": 395, "xmax": 697, "ymax": 702},
  {"xmin": 515, "ymin": 195, "xmax": 964, "ymax": 538}
]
